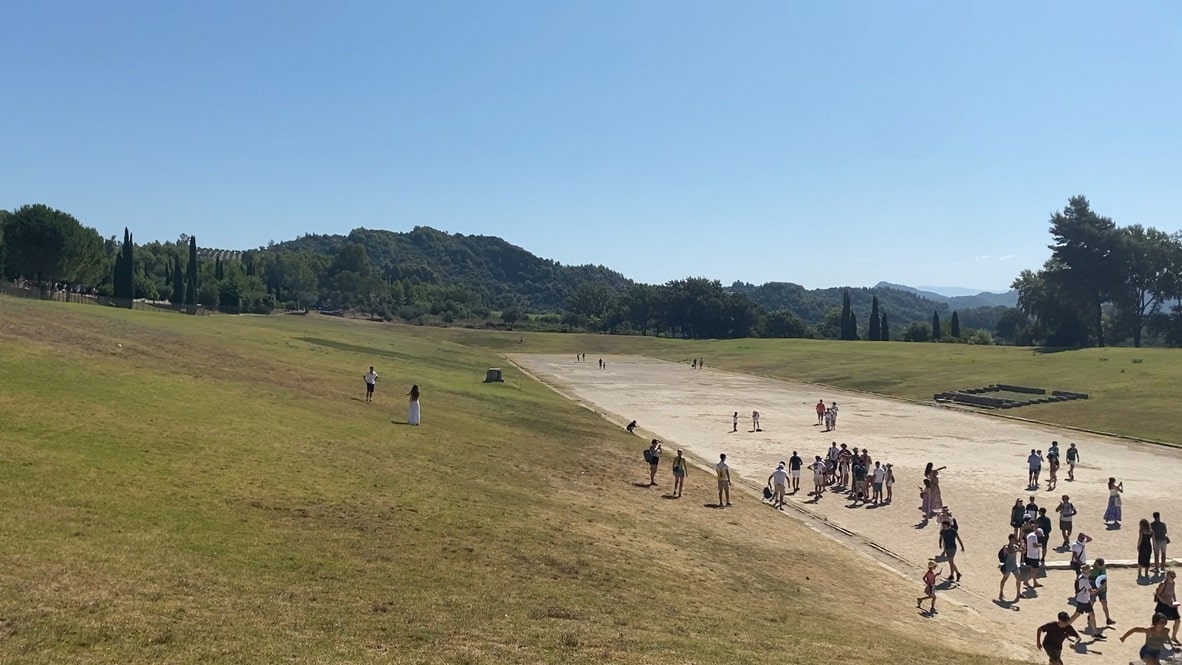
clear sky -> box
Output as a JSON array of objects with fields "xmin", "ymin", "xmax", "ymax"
[{"xmin": 4, "ymin": 1, "xmax": 1179, "ymax": 291}]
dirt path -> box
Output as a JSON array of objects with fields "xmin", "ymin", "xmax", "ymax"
[{"xmin": 511, "ymin": 354, "xmax": 1182, "ymax": 664}]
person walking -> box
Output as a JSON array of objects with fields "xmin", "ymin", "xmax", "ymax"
[
  {"xmin": 1028, "ymin": 449, "xmax": 1044, "ymax": 489},
  {"xmin": 1152, "ymin": 570, "xmax": 1180, "ymax": 646},
  {"xmin": 1104, "ymin": 478, "xmax": 1124, "ymax": 527},
  {"xmin": 1139, "ymin": 519, "xmax": 1156, "ymax": 578},
  {"xmin": 1011, "ymin": 498, "xmax": 1029, "ymax": 537},
  {"xmin": 916, "ymin": 560, "xmax": 941, "ymax": 615},
  {"xmin": 1024, "ymin": 527, "xmax": 1045, "ymax": 594},
  {"xmin": 940, "ymin": 519, "xmax": 965, "ymax": 582},
  {"xmin": 1151, "ymin": 512, "xmax": 1169, "ymax": 574},
  {"xmin": 767, "ymin": 462, "xmax": 788, "ymax": 510},
  {"xmin": 1090, "ymin": 558, "xmax": 1115, "ymax": 627},
  {"xmin": 1047, "ymin": 441, "xmax": 1061, "ymax": 491},
  {"xmin": 671, "ymin": 449, "xmax": 687, "ymax": 498},
  {"xmin": 1069, "ymin": 563, "xmax": 1102, "ymax": 638},
  {"xmin": 363, "ymin": 366, "xmax": 378, "ymax": 403},
  {"xmin": 1055, "ymin": 495, "xmax": 1077, "ymax": 548},
  {"xmin": 1037, "ymin": 509, "xmax": 1054, "ymax": 567},
  {"xmin": 406, "ymin": 384, "xmax": 421, "ymax": 425},
  {"xmin": 1036, "ymin": 611, "xmax": 1081, "ymax": 665},
  {"xmin": 999, "ymin": 533, "xmax": 1023, "ymax": 601},
  {"xmin": 752, "ymin": 410, "xmax": 762, "ymax": 432},
  {"xmin": 715, "ymin": 453, "xmax": 731, "ymax": 508},
  {"xmin": 1119, "ymin": 613, "xmax": 1173, "ymax": 665},
  {"xmin": 646, "ymin": 439, "xmax": 662, "ymax": 486},
  {"xmin": 1066, "ymin": 443, "xmax": 1080, "ymax": 481},
  {"xmin": 731, "ymin": 412, "xmax": 739, "ymax": 433}
]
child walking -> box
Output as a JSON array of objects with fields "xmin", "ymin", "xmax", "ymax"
[{"xmin": 917, "ymin": 560, "xmax": 941, "ymax": 614}]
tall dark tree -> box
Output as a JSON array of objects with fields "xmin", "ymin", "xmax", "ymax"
[
  {"xmin": 849, "ymin": 310, "xmax": 858, "ymax": 340},
  {"xmin": 931, "ymin": 311, "xmax": 942, "ymax": 341},
  {"xmin": 171, "ymin": 255, "xmax": 184, "ymax": 305},
  {"xmin": 1, "ymin": 204, "xmax": 106, "ymax": 290},
  {"xmin": 1046, "ymin": 196, "xmax": 1119, "ymax": 346},
  {"xmin": 112, "ymin": 227, "xmax": 135, "ymax": 305},
  {"xmin": 185, "ymin": 236, "xmax": 198, "ymax": 305},
  {"xmin": 950, "ymin": 310, "xmax": 961, "ymax": 338},
  {"xmin": 868, "ymin": 295, "xmax": 881, "ymax": 341},
  {"xmin": 881, "ymin": 312, "xmax": 890, "ymax": 341},
  {"xmin": 839, "ymin": 289, "xmax": 856, "ymax": 340}
]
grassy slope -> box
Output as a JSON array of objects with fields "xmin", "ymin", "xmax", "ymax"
[
  {"xmin": 0, "ymin": 300, "xmax": 1020, "ymax": 664},
  {"xmin": 416, "ymin": 327, "xmax": 1182, "ymax": 445}
]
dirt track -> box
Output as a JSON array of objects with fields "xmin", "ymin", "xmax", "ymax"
[{"xmin": 511, "ymin": 354, "xmax": 1182, "ymax": 664}]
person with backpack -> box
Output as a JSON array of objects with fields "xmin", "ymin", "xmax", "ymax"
[
  {"xmin": 1070, "ymin": 533, "xmax": 1094, "ymax": 573},
  {"xmin": 999, "ymin": 533, "xmax": 1023, "ymax": 601},
  {"xmin": 1068, "ymin": 564, "xmax": 1102, "ymax": 637},
  {"xmin": 1089, "ymin": 559, "xmax": 1115, "ymax": 628},
  {"xmin": 1055, "ymin": 495, "xmax": 1077, "ymax": 548},
  {"xmin": 645, "ymin": 439, "xmax": 662, "ymax": 486}
]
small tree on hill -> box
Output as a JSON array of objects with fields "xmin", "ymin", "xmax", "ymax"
[
  {"xmin": 868, "ymin": 295, "xmax": 881, "ymax": 341},
  {"xmin": 932, "ymin": 311, "xmax": 942, "ymax": 341},
  {"xmin": 950, "ymin": 310, "xmax": 961, "ymax": 338},
  {"xmin": 881, "ymin": 312, "xmax": 890, "ymax": 341}
]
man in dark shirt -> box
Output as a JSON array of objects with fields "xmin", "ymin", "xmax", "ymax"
[
  {"xmin": 1036, "ymin": 508, "xmax": 1054, "ymax": 566},
  {"xmin": 1036, "ymin": 611, "xmax": 1080, "ymax": 665},
  {"xmin": 788, "ymin": 452, "xmax": 803, "ymax": 493},
  {"xmin": 1151, "ymin": 512, "xmax": 1169, "ymax": 573},
  {"xmin": 939, "ymin": 520, "xmax": 965, "ymax": 582}
]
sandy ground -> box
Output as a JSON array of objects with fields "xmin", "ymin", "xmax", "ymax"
[{"xmin": 511, "ymin": 354, "xmax": 1182, "ymax": 664}]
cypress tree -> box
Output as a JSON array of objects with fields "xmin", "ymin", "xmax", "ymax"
[
  {"xmin": 850, "ymin": 310, "xmax": 858, "ymax": 340},
  {"xmin": 171, "ymin": 255, "xmax": 184, "ymax": 305},
  {"xmin": 185, "ymin": 236, "xmax": 198, "ymax": 305},
  {"xmin": 950, "ymin": 310, "xmax": 961, "ymax": 338},
  {"xmin": 839, "ymin": 289, "xmax": 854, "ymax": 340},
  {"xmin": 868, "ymin": 295, "xmax": 881, "ymax": 341},
  {"xmin": 881, "ymin": 312, "xmax": 889, "ymax": 341},
  {"xmin": 215, "ymin": 257, "xmax": 224, "ymax": 280},
  {"xmin": 932, "ymin": 311, "xmax": 942, "ymax": 341}
]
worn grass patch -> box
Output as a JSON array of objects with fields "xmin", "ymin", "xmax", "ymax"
[{"xmin": 0, "ymin": 299, "xmax": 1020, "ymax": 664}]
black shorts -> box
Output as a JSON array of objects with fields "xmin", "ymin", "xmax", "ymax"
[
  {"xmin": 366, "ymin": 383, "xmax": 375, "ymax": 393},
  {"xmin": 1075, "ymin": 601, "xmax": 1093, "ymax": 614},
  {"xmin": 1156, "ymin": 602, "xmax": 1181, "ymax": 621},
  {"xmin": 1024, "ymin": 557, "xmax": 1040, "ymax": 569},
  {"xmin": 1044, "ymin": 643, "xmax": 1063, "ymax": 661}
]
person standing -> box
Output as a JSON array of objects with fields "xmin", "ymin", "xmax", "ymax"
[
  {"xmin": 752, "ymin": 410, "xmax": 762, "ymax": 432},
  {"xmin": 1011, "ymin": 498, "xmax": 1029, "ymax": 537},
  {"xmin": 406, "ymin": 384, "xmax": 421, "ymax": 425},
  {"xmin": 829, "ymin": 402, "xmax": 839, "ymax": 430},
  {"xmin": 1070, "ymin": 533, "xmax": 1094, "ymax": 573},
  {"xmin": 1152, "ymin": 570, "xmax": 1180, "ymax": 646},
  {"xmin": 1047, "ymin": 441, "xmax": 1061, "ymax": 490},
  {"xmin": 715, "ymin": 453, "xmax": 731, "ymax": 508},
  {"xmin": 926, "ymin": 464, "xmax": 945, "ymax": 516},
  {"xmin": 1036, "ymin": 611, "xmax": 1081, "ymax": 665},
  {"xmin": 1104, "ymin": 478, "xmax": 1124, "ymax": 527},
  {"xmin": 1090, "ymin": 558, "xmax": 1115, "ymax": 627},
  {"xmin": 1151, "ymin": 512, "xmax": 1169, "ymax": 574},
  {"xmin": 646, "ymin": 439, "xmax": 662, "ymax": 486},
  {"xmin": 363, "ymin": 366, "xmax": 378, "ymax": 403},
  {"xmin": 809, "ymin": 455, "xmax": 827, "ymax": 499},
  {"xmin": 1119, "ymin": 613, "xmax": 1172, "ymax": 665},
  {"xmin": 788, "ymin": 451, "xmax": 803, "ymax": 493},
  {"xmin": 1037, "ymin": 509, "xmax": 1054, "ymax": 567},
  {"xmin": 1066, "ymin": 443, "xmax": 1080, "ymax": 481},
  {"xmin": 1024, "ymin": 527, "xmax": 1045, "ymax": 593},
  {"xmin": 731, "ymin": 412, "xmax": 739, "ymax": 433},
  {"xmin": 816, "ymin": 399, "xmax": 825, "ymax": 425},
  {"xmin": 1055, "ymin": 495, "xmax": 1077, "ymax": 548},
  {"xmin": 940, "ymin": 519, "xmax": 965, "ymax": 582},
  {"xmin": 916, "ymin": 560, "xmax": 942, "ymax": 615},
  {"xmin": 1139, "ymin": 519, "xmax": 1156, "ymax": 578},
  {"xmin": 767, "ymin": 462, "xmax": 788, "ymax": 510},
  {"xmin": 884, "ymin": 463, "xmax": 896, "ymax": 503},
  {"xmin": 671, "ymin": 449, "xmax": 687, "ymax": 498},
  {"xmin": 999, "ymin": 533, "xmax": 1023, "ymax": 601},
  {"xmin": 871, "ymin": 461, "xmax": 886, "ymax": 505}
]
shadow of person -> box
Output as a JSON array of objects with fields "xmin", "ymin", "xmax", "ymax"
[{"xmin": 632, "ymin": 482, "xmax": 653, "ymax": 488}]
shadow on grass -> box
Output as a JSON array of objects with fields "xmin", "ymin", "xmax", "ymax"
[{"xmin": 298, "ymin": 337, "xmax": 415, "ymax": 361}]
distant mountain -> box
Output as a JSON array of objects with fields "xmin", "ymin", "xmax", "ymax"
[{"xmin": 874, "ymin": 281, "xmax": 1018, "ymax": 308}]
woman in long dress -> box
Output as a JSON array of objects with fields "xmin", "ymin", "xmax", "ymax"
[
  {"xmin": 407, "ymin": 384, "xmax": 421, "ymax": 426},
  {"xmin": 1103, "ymin": 477, "xmax": 1124, "ymax": 526},
  {"xmin": 1138, "ymin": 518, "xmax": 1155, "ymax": 578}
]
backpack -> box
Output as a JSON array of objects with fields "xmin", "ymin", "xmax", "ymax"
[
  {"xmin": 643, "ymin": 449, "xmax": 653, "ymax": 464},
  {"xmin": 998, "ymin": 546, "xmax": 1008, "ymax": 564}
]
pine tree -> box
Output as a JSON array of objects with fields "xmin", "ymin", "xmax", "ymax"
[
  {"xmin": 185, "ymin": 236, "xmax": 198, "ymax": 305},
  {"xmin": 850, "ymin": 310, "xmax": 858, "ymax": 340},
  {"xmin": 839, "ymin": 289, "xmax": 855, "ymax": 340},
  {"xmin": 171, "ymin": 255, "xmax": 184, "ymax": 305},
  {"xmin": 950, "ymin": 310, "xmax": 961, "ymax": 338},
  {"xmin": 881, "ymin": 312, "xmax": 890, "ymax": 341},
  {"xmin": 868, "ymin": 295, "xmax": 881, "ymax": 341},
  {"xmin": 932, "ymin": 311, "xmax": 942, "ymax": 341}
]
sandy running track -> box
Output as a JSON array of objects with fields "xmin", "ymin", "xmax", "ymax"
[{"xmin": 511, "ymin": 354, "xmax": 1182, "ymax": 663}]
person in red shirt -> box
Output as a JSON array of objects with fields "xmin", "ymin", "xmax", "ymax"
[
  {"xmin": 816, "ymin": 399, "xmax": 825, "ymax": 425},
  {"xmin": 916, "ymin": 560, "xmax": 942, "ymax": 615}
]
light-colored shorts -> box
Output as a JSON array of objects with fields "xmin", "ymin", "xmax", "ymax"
[
  {"xmin": 717, "ymin": 478, "xmax": 730, "ymax": 490},
  {"xmin": 790, "ymin": 470, "xmax": 800, "ymax": 479}
]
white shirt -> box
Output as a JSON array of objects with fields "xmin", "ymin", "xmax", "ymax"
[
  {"xmin": 716, "ymin": 462, "xmax": 729, "ymax": 480},
  {"xmin": 827, "ymin": 446, "xmax": 840, "ymax": 461},
  {"xmin": 1057, "ymin": 502, "xmax": 1076, "ymax": 521},
  {"xmin": 872, "ymin": 467, "xmax": 886, "ymax": 483},
  {"xmin": 1025, "ymin": 531, "xmax": 1042, "ymax": 559},
  {"xmin": 1070, "ymin": 541, "xmax": 1086, "ymax": 564},
  {"xmin": 771, "ymin": 468, "xmax": 788, "ymax": 485},
  {"xmin": 364, "ymin": 371, "xmax": 378, "ymax": 385},
  {"xmin": 810, "ymin": 460, "xmax": 826, "ymax": 475},
  {"xmin": 1075, "ymin": 574, "xmax": 1094, "ymax": 604}
]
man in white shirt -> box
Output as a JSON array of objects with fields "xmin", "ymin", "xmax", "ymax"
[
  {"xmin": 809, "ymin": 456, "xmax": 827, "ymax": 499},
  {"xmin": 363, "ymin": 366, "xmax": 378, "ymax": 403},
  {"xmin": 1068, "ymin": 564, "xmax": 1101, "ymax": 636},
  {"xmin": 767, "ymin": 462, "xmax": 788, "ymax": 510},
  {"xmin": 871, "ymin": 462, "xmax": 887, "ymax": 505},
  {"xmin": 1070, "ymin": 533, "xmax": 1093, "ymax": 573},
  {"xmin": 716, "ymin": 454, "xmax": 731, "ymax": 508},
  {"xmin": 1023, "ymin": 528, "xmax": 1044, "ymax": 592}
]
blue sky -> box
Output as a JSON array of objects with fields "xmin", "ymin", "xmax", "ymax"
[{"xmin": 4, "ymin": 1, "xmax": 1179, "ymax": 291}]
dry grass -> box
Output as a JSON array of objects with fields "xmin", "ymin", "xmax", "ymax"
[{"xmin": 0, "ymin": 299, "xmax": 1022, "ymax": 663}]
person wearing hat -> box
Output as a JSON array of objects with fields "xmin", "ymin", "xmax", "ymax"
[
  {"xmin": 767, "ymin": 462, "xmax": 788, "ymax": 510},
  {"xmin": 1068, "ymin": 563, "xmax": 1102, "ymax": 637},
  {"xmin": 916, "ymin": 560, "xmax": 942, "ymax": 614}
]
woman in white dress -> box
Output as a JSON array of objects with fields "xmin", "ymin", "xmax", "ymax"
[{"xmin": 407, "ymin": 384, "xmax": 421, "ymax": 425}]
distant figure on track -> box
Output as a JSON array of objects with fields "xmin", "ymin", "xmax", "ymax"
[
  {"xmin": 816, "ymin": 399, "xmax": 825, "ymax": 425},
  {"xmin": 1066, "ymin": 443, "xmax": 1080, "ymax": 481},
  {"xmin": 1103, "ymin": 477, "xmax": 1124, "ymax": 527},
  {"xmin": 363, "ymin": 366, "xmax": 378, "ymax": 403},
  {"xmin": 732, "ymin": 412, "xmax": 739, "ymax": 433},
  {"xmin": 716, "ymin": 453, "xmax": 731, "ymax": 508},
  {"xmin": 671, "ymin": 450, "xmax": 687, "ymax": 498},
  {"xmin": 407, "ymin": 384, "xmax": 421, "ymax": 425},
  {"xmin": 916, "ymin": 560, "xmax": 941, "ymax": 615},
  {"xmin": 752, "ymin": 410, "xmax": 762, "ymax": 432}
]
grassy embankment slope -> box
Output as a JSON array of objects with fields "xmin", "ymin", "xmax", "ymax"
[
  {"xmin": 424, "ymin": 328, "xmax": 1182, "ymax": 445},
  {"xmin": 0, "ymin": 299, "xmax": 1020, "ymax": 664}
]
